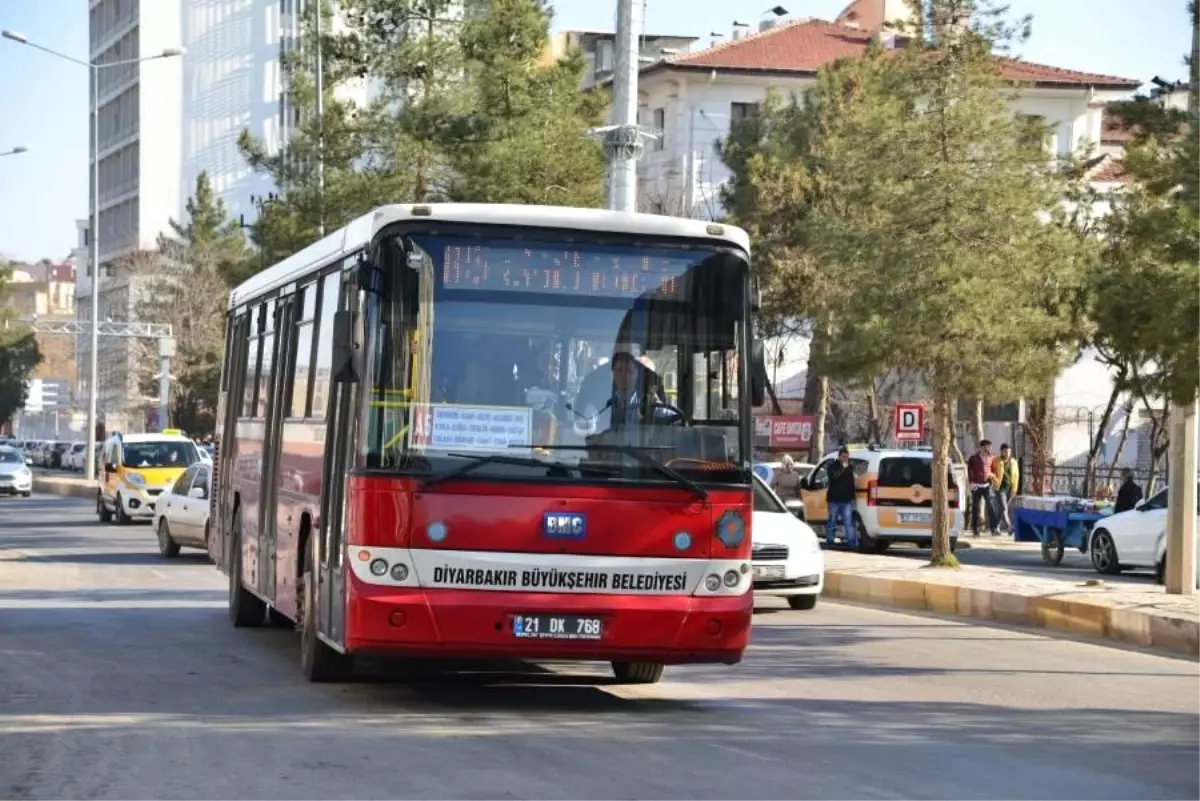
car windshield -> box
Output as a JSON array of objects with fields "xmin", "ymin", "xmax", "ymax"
[
  {"xmin": 0, "ymin": 449, "xmax": 22, "ymax": 464},
  {"xmin": 357, "ymin": 231, "xmax": 751, "ymax": 487},
  {"xmin": 122, "ymin": 441, "xmax": 200, "ymax": 468},
  {"xmin": 752, "ymin": 475, "xmax": 787, "ymax": 513}
]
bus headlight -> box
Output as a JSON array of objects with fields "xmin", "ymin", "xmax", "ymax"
[
  {"xmin": 704, "ymin": 574, "xmax": 721, "ymax": 592},
  {"xmin": 723, "ymin": 570, "xmax": 740, "ymax": 588},
  {"xmin": 369, "ymin": 558, "xmax": 389, "ymax": 576},
  {"xmin": 390, "ymin": 563, "xmax": 409, "ymax": 582}
]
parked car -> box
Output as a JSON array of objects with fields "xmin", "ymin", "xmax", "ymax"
[
  {"xmin": 0, "ymin": 446, "xmax": 33, "ymax": 497},
  {"xmin": 1088, "ymin": 485, "xmax": 1200, "ymax": 583},
  {"xmin": 151, "ymin": 462, "xmax": 212, "ymax": 557},
  {"xmin": 750, "ymin": 473, "xmax": 825, "ymax": 610}
]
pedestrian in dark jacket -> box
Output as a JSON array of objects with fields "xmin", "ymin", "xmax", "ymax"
[
  {"xmin": 825, "ymin": 446, "xmax": 858, "ymax": 548},
  {"xmin": 1114, "ymin": 469, "xmax": 1143, "ymax": 514}
]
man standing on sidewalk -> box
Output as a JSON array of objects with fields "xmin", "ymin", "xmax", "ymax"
[
  {"xmin": 826, "ymin": 446, "xmax": 859, "ymax": 548},
  {"xmin": 1114, "ymin": 468, "xmax": 1144, "ymax": 513},
  {"xmin": 967, "ymin": 439, "xmax": 997, "ymax": 536},
  {"xmin": 992, "ymin": 443, "xmax": 1019, "ymax": 534}
]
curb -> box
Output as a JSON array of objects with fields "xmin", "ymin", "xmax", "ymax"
[
  {"xmin": 822, "ymin": 570, "xmax": 1200, "ymax": 657},
  {"xmin": 32, "ymin": 477, "xmax": 96, "ymax": 500}
]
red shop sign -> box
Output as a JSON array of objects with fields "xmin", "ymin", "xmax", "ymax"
[{"xmin": 767, "ymin": 415, "xmax": 814, "ymax": 449}]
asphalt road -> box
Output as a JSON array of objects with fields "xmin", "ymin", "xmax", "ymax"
[{"xmin": 1, "ymin": 495, "xmax": 1197, "ymax": 800}]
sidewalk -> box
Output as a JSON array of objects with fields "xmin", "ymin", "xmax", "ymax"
[
  {"xmin": 32, "ymin": 474, "xmax": 96, "ymax": 500},
  {"xmin": 821, "ymin": 548, "xmax": 1200, "ymax": 656}
]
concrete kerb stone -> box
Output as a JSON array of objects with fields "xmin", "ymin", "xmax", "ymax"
[
  {"xmin": 32, "ymin": 477, "xmax": 95, "ymax": 500},
  {"xmin": 820, "ymin": 567, "xmax": 1199, "ymax": 657}
]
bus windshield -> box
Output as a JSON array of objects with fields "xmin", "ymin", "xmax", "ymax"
[{"xmin": 358, "ymin": 231, "xmax": 752, "ymax": 487}]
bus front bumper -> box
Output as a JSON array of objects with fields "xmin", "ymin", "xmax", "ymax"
[{"xmin": 344, "ymin": 582, "xmax": 752, "ymax": 665}]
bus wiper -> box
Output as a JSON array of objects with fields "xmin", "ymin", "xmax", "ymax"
[
  {"xmin": 512, "ymin": 444, "xmax": 708, "ymax": 501},
  {"xmin": 420, "ymin": 453, "xmax": 573, "ymax": 489}
]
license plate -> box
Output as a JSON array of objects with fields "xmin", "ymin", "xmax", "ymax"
[
  {"xmin": 753, "ymin": 565, "xmax": 786, "ymax": 580},
  {"xmin": 512, "ymin": 614, "xmax": 603, "ymax": 640},
  {"xmin": 900, "ymin": 512, "xmax": 931, "ymax": 523}
]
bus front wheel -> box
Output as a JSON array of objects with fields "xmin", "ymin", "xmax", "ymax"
[
  {"xmin": 611, "ymin": 661, "xmax": 665, "ymax": 684},
  {"xmin": 300, "ymin": 542, "xmax": 354, "ymax": 682},
  {"xmin": 228, "ymin": 508, "xmax": 266, "ymax": 627}
]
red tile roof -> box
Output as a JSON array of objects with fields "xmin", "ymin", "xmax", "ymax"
[
  {"xmin": 1085, "ymin": 154, "xmax": 1131, "ymax": 183},
  {"xmin": 647, "ymin": 18, "xmax": 1141, "ymax": 89}
]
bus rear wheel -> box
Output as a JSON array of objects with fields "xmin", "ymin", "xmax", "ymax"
[
  {"xmin": 300, "ymin": 543, "xmax": 354, "ymax": 682},
  {"xmin": 611, "ymin": 661, "xmax": 665, "ymax": 684}
]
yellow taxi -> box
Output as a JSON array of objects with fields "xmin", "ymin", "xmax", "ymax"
[{"xmin": 96, "ymin": 429, "xmax": 202, "ymax": 524}]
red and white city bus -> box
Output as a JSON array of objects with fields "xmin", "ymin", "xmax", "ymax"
[{"xmin": 210, "ymin": 203, "xmax": 768, "ymax": 683}]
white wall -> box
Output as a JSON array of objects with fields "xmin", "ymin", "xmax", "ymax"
[{"xmin": 636, "ymin": 70, "xmax": 1132, "ymax": 221}]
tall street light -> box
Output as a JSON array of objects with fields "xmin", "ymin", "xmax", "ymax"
[
  {"xmin": 2, "ymin": 29, "xmax": 184, "ymax": 482},
  {"xmin": 0, "ymin": 146, "xmax": 28, "ymax": 157}
]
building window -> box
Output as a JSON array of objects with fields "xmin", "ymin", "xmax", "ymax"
[
  {"xmin": 652, "ymin": 108, "xmax": 665, "ymax": 151},
  {"xmin": 730, "ymin": 102, "xmax": 759, "ymax": 124}
]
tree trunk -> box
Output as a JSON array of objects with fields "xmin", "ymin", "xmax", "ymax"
[
  {"xmin": 811, "ymin": 375, "xmax": 829, "ymax": 461},
  {"xmin": 930, "ymin": 386, "xmax": 955, "ymax": 566},
  {"xmin": 1085, "ymin": 378, "xmax": 1124, "ymax": 497},
  {"xmin": 866, "ymin": 380, "xmax": 882, "ymax": 444},
  {"xmin": 802, "ymin": 322, "xmax": 832, "ymax": 460},
  {"xmin": 973, "ymin": 397, "xmax": 985, "ymax": 444},
  {"xmin": 1103, "ymin": 399, "xmax": 1135, "ymax": 489},
  {"xmin": 1146, "ymin": 399, "xmax": 1171, "ymax": 494}
]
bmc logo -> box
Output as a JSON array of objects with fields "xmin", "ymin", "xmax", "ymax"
[{"xmin": 543, "ymin": 512, "xmax": 587, "ymax": 538}]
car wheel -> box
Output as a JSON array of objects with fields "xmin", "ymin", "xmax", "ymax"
[
  {"xmin": 156, "ymin": 519, "xmax": 181, "ymax": 558},
  {"xmin": 114, "ymin": 495, "xmax": 131, "ymax": 525},
  {"xmin": 20, "ymin": 491, "xmax": 30, "ymax": 498},
  {"xmin": 787, "ymin": 595, "xmax": 818, "ymax": 611},
  {"xmin": 1155, "ymin": 557, "xmax": 1165, "ymax": 585},
  {"xmin": 1089, "ymin": 529, "xmax": 1121, "ymax": 575},
  {"xmin": 97, "ymin": 492, "xmax": 112, "ymax": 523},
  {"xmin": 611, "ymin": 661, "xmax": 665, "ymax": 684}
]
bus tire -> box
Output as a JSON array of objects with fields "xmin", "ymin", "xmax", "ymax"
[
  {"xmin": 228, "ymin": 507, "xmax": 266, "ymax": 627},
  {"xmin": 300, "ymin": 542, "xmax": 353, "ymax": 682},
  {"xmin": 611, "ymin": 661, "xmax": 665, "ymax": 684}
]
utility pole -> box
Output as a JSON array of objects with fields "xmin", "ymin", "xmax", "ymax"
[
  {"xmin": 604, "ymin": 0, "xmax": 644, "ymax": 212},
  {"xmin": 1164, "ymin": 10, "xmax": 1199, "ymax": 595}
]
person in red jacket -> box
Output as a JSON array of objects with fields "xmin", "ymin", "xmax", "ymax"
[{"xmin": 966, "ymin": 439, "xmax": 998, "ymax": 536}]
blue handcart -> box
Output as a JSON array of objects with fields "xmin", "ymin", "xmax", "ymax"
[{"xmin": 1011, "ymin": 505, "xmax": 1111, "ymax": 565}]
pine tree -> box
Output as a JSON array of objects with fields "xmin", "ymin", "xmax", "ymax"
[
  {"xmin": 806, "ymin": 0, "xmax": 1093, "ymax": 564},
  {"xmin": 130, "ymin": 172, "xmax": 246, "ymax": 435},
  {"xmin": 238, "ymin": 0, "xmax": 606, "ymax": 267}
]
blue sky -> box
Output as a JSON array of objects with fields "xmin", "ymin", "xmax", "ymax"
[{"xmin": 0, "ymin": 0, "xmax": 1191, "ymax": 263}]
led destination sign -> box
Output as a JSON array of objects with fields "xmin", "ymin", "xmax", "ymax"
[{"xmin": 439, "ymin": 244, "xmax": 697, "ymax": 299}]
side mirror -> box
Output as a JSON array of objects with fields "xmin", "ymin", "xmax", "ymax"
[
  {"xmin": 24, "ymin": 457, "xmax": 31, "ymax": 465},
  {"xmin": 750, "ymin": 338, "xmax": 768, "ymax": 407},
  {"xmin": 104, "ymin": 462, "xmax": 117, "ymax": 473},
  {"xmin": 331, "ymin": 309, "xmax": 361, "ymax": 384},
  {"xmin": 188, "ymin": 486, "xmax": 207, "ymax": 500}
]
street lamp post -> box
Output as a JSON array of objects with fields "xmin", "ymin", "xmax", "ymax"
[
  {"xmin": 2, "ymin": 30, "xmax": 183, "ymax": 482},
  {"xmin": 0, "ymin": 146, "xmax": 28, "ymax": 157}
]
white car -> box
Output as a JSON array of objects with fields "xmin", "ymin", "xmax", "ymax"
[
  {"xmin": 751, "ymin": 473, "xmax": 825, "ymax": 609},
  {"xmin": 1088, "ymin": 485, "xmax": 1200, "ymax": 583},
  {"xmin": 0, "ymin": 446, "xmax": 33, "ymax": 496},
  {"xmin": 151, "ymin": 462, "xmax": 212, "ymax": 558}
]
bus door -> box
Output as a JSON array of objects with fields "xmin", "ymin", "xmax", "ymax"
[
  {"xmin": 215, "ymin": 311, "xmax": 252, "ymax": 571},
  {"xmin": 318, "ymin": 262, "xmax": 361, "ymax": 645},
  {"xmin": 257, "ymin": 289, "xmax": 298, "ymax": 603}
]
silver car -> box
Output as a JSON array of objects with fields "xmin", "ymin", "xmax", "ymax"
[{"xmin": 0, "ymin": 446, "xmax": 33, "ymax": 497}]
